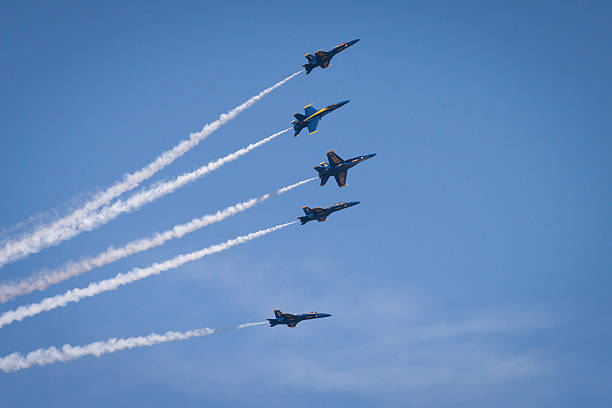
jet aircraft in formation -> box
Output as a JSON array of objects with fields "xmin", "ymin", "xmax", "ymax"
[
  {"xmin": 303, "ymin": 39, "xmax": 360, "ymax": 74},
  {"xmin": 291, "ymin": 100, "xmax": 349, "ymax": 137},
  {"xmin": 267, "ymin": 39, "xmax": 368, "ymax": 327},
  {"xmin": 267, "ymin": 309, "xmax": 332, "ymax": 327},
  {"xmin": 315, "ymin": 150, "xmax": 376, "ymax": 187},
  {"xmin": 298, "ymin": 201, "xmax": 360, "ymax": 225}
]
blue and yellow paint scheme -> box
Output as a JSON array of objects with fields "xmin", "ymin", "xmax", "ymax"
[
  {"xmin": 291, "ymin": 100, "xmax": 350, "ymax": 137},
  {"xmin": 315, "ymin": 150, "xmax": 376, "ymax": 187},
  {"xmin": 298, "ymin": 201, "xmax": 360, "ymax": 225},
  {"xmin": 267, "ymin": 309, "xmax": 332, "ymax": 328},
  {"xmin": 303, "ymin": 39, "xmax": 360, "ymax": 74}
]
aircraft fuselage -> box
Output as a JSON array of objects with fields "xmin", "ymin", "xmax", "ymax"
[
  {"xmin": 268, "ymin": 310, "xmax": 332, "ymax": 327},
  {"xmin": 303, "ymin": 39, "xmax": 360, "ymax": 74},
  {"xmin": 318, "ymin": 154, "xmax": 376, "ymax": 179},
  {"xmin": 298, "ymin": 201, "xmax": 360, "ymax": 224},
  {"xmin": 291, "ymin": 100, "xmax": 350, "ymax": 137}
]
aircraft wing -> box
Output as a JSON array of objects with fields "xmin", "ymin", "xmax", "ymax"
[
  {"xmin": 307, "ymin": 118, "xmax": 320, "ymax": 134},
  {"xmin": 317, "ymin": 216, "xmax": 328, "ymax": 222},
  {"xmin": 315, "ymin": 50, "xmax": 328, "ymax": 59},
  {"xmin": 334, "ymin": 171, "xmax": 347, "ymax": 187},
  {"xmin": 326, "ymin": 150, "xmax": 344, "ymax": 166},
  {"xmin": 321, "ymin": 60, "xmax": 330, "ymax": 68},
  {"xmin": 312, "ymin": 208, "xmax": 326, "ymax": 215},
  {"xmin": 287, "ymin": 322, "xmax": 297, "ymax": 327},
  {"xmin": 304, "ymin": 105, "xmax": 317, "ymax": 117}
]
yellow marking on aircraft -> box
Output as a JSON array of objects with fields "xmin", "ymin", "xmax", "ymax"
[
  {"xmin": 305, "ymin": 108, "xmax": 328, "ymax": 121},
  {"xmin": 303, "ymin": 104, "xmax": 313, "ymax": 109},
  {"xmin": 309, "ymin": 130, "xmax": 319, "ymax": 135},
  {"xmin": 327, "ymin": 149, "xmax": 336, "ymax": 154}
]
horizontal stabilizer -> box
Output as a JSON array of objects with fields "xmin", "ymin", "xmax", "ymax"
[
  {"xmin": 303, "ymin": 65, "xmax": 314, "ymax": 75},
  {"xmin": 293, "ymin": 123, "xmax": 306, "ymax": 137}
]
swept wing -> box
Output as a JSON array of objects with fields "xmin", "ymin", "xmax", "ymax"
[
  {"xmin": 326, "ymin": 150, "xmax": 344, "ymax": 166},
  {"xmin": 334, "ymin": 171, "xmax": 347, "ymax": 187}
]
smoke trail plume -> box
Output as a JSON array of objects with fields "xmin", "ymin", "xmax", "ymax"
[
  {"xmin": 0, "ymin": 222, "xmax": 296, "ymax": 328},
  {"xmin": 0, "ymin": 71, "xmax": 302, "ymax": 269},
  {"xmin": 0, "ymin": 322, "xmax": 266, "ymax": 373},
  {"xmin": 0, "ymin": 179, "xmax": 315, "ymax": 302},
  {"xmin": 0, "ymin": 128, "xmax": 290, "ymax": 269}
]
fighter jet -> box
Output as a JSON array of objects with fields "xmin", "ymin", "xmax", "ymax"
[
  {"xmin": 292, "ymin": 100, "xmax": 349, "ymax": 137},
  {"xmin": 267, "ymin": 309, "xmax": 332, "ymax": 327},
  {"xmin": 315, "ymin": 150, "xmax": 376, "ymax": 187},
  {"xmin": 303, "ymin": 39, "xmax": 360, "ymax": 74},
  {"xmin": 298, "ymin": 201, "xmax": 360, "ymax": 225}
]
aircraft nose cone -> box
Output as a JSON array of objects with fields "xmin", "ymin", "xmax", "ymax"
[
  {"xmin": 367, "ymin": 153, "xmax": 377, "ymax": 159},
  {"xmin": 338, "ymin": 100, "xmax": 350, "ymax": 107},
  {"xmin": 348, "ymin": 39, "xmax": 360, "ymax": 46},
  {"xmin": 348, "ymin": 201, "xmax": 360, "ymax": 207}
]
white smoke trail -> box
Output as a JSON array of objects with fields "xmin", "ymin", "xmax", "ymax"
[
  {"xmin": 0, "ymin": 71, "xmax": 302, "ymax": 269},
  {"xmin": 0, "ymin": 178, "xmax": 315, "ymax": 302},
  {"xmin": 0, "ymin": 222, "xmax": 296, "ymax": 328},
  {"xmin": 0, "ymin": 321, "xmax": 267, "ymax": 373},
  {"xmin": 0, "ymin": 128, "xmax": 290, "ymax": 270}
]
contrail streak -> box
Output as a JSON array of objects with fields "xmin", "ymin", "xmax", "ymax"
[
  {"xmin": 0, "ymin": 71, "xmax": 302, "ymax": 269},
  {"xmin": 0, "ymin": 321, "xmax": 267, "ymax": 373},
  {"xmin": 0, "ymin": 179, "xmax": 315, "ymax": 302},
  {"xmin": 0, "ymin": 222, "xmax": 296, "ymax": 328},
  {"xmin": 0, "ymin": 128, "xmax": 290, "ymax": 269}
]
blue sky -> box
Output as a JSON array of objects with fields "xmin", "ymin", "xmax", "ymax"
[{"xmin": 1, "ymin": 1, "xmax": 611, "ymax": 406}]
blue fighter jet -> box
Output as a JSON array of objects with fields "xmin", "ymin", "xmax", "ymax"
[
  {"xmin": 315, "ymin": 150, "xmax": 377, "ymax": 187},
  {"xmin": 303, "ymin": 39, "xmax": 360, "ymax": 74},
  {"xmin": 292, "ymin": 100, "xmax": 349, "ymax": 137},
  {"xmin": 298, "ymin": 201, "xmax": 360, "ymax": 225},
  {"xmin": 267, "ymin": 309, "xmax": 332, "ymax": 327}
]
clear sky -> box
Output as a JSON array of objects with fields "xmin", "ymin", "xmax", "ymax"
[{"xmin": 1, "ymin": 1, "xmax": 611, "ymax": 406}]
